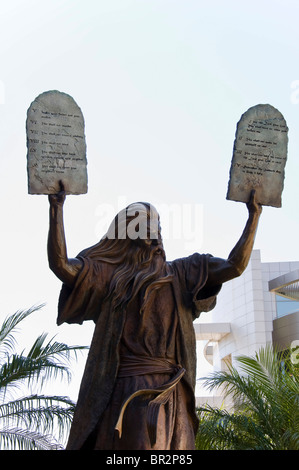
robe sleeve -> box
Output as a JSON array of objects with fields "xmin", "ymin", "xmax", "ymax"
[
  {"xmin": 171, "ymin": 253, "xmax": 222, "ymax": 319},
  {"xmin": 57, "ymin": 256, "xmax": 111, "ymax": 325}
]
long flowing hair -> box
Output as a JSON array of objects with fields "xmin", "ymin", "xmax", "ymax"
[{"xmin": 78, "ymin": 203, "xmax": 173, "ymax": 313}]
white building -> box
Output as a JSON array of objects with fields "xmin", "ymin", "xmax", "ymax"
[{"xmin": 195, "ymin": 249, "xmax": 299, "ymax": 407}]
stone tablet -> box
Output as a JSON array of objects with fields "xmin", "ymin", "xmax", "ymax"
[
  {"xmin": 226, "ymin": 104, "xmax": 288, "ymax": 207},
  {"xmin": 26, "ymin": 90, "xmax": 87, "ymax": 194}
]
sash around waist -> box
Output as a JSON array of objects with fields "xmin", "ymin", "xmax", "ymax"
[
  {"xmin": 117, "ymin": 354, "xmax": 182, "ymax": 378},
  {"xmin": 115, "ymin": 355, "xmax": 186, "ymax": 446}
]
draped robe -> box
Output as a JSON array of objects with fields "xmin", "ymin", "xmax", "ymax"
[{"xmin": 57, "ymin": 252, "xmax": 221, "ymax": 450}]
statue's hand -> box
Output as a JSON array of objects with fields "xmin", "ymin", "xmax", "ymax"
[
  {"xmin": 247, "ymin": 189, "xmax": 262, "ymax": 216},
  {"xmin": 48, "ymin": 180, "xmax": 66, "ymax": 206}
]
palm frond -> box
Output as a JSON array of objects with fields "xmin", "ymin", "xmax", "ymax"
[
  {"xmin": 0, "ymin": 352, "xmax": 70, "ymax": 396},
  {"xmin": 0, "ymin": 394, "xmax": 75, "ymax": 441},
  {"xmin": 202, "ymin": 367, "xmax": 251, "ymax": 404},
  {"xmin": 197, "ymin": 405, "xmax": 275, "ymax": 450},
  {"xmin": 197, "ymin": 346, "xmax": 299, "ymax": 450},
  {"xmin": 0, "ymin": 426, "xmax": 63, "ymax": 450},
  {"xmin": 236, "ymin": 345, "xmax": 280, "ymax": 391},
  {"xmin": 27, "ymin": 332, "xmax": 87, "ymax": 364},
  {"xmin": 0, "ymin": 305, "xmax": 45, "ymax": 357},
  {"xmin": 0, "ymin": 304, "xmax": 87, "ymax": 449},
  {"xmin": 26, "ymin": 333, "xmax": 88, "ymax": 389},
  {"xmin": 0, "ymin": 332, "xmax": 88, "ymax": 395}
]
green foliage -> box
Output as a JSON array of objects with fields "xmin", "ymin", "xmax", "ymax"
[
  {"xmin": 196, "ymin": 345, "xmax": 299, "ymax": 450},
  {"xmin": 0, "ymin": 305, "xmax": 88, "ymax": 450}
]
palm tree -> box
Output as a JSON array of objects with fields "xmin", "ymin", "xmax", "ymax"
[
  {"xmin": 0, "ymin": 305, "xmax": 88, "ymax": 450},
  {"xmin": 196, "ymin": 345, "xmax": 299, "ymax": 450}
]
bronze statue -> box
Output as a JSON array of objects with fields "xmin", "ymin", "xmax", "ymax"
[{"xmin": 48, "ymin": 183, "xmax": 262, "ymax": 450}]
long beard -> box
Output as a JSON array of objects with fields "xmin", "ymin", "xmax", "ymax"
[
  {"xmin": 107, "ymin": 243, "xmax": 173, "ymax": 314},
  {"xmin": 78, "ymin": 235, "xmax": 173, "ymax": 314}
]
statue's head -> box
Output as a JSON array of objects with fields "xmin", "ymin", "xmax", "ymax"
[
  {"xmin": 104, "ymin": 201, "xmax": 164, "ymax": 258},
  {"xmin": 78, "ymin": 202, "xmax": 170, "ymax": 312}
]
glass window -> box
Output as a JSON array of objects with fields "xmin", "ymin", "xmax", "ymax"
[{"xmin": 275, "ymin": 295, "xmax": 299, "ymax": 318}]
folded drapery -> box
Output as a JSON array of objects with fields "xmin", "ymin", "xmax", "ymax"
[{"xmin": 115, "ymin": 355, "xmax": 185, "ymax": 446}]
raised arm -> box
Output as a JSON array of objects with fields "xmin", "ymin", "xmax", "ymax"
[
  {"xmin": 206, "ymin": 190, "xmax": 262, "ymax": 287},
  {"xmin": 47, "ymin": 182, "xmax": 83, "ymax": 287}
]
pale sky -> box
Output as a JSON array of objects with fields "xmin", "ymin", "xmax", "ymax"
[{"xmin": 1, "ymin": 0, "xmax": 299, "ymax": 399}]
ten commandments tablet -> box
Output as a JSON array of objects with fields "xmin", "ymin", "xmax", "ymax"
[
  {"xmin": 227, "ymin": 104, "xmax": 288, "ymax": 207},
  {"xmin": 26, "ymin": 90, "xmax": 87, "ymax": 194}
]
